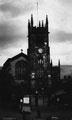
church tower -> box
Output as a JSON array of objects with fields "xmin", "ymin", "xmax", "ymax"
[{"xmin": 27, "ymin": 14, "xmax": 51, "ymax": 80}]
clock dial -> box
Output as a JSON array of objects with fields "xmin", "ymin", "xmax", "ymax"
[{"xmin": 38, "ymin": 48, "xmax": 43, "ymax": 53}]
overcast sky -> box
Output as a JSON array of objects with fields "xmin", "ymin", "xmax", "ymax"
[{"xmin": 0, "ymin": 0, "xmax": 72, "ymax": 66}]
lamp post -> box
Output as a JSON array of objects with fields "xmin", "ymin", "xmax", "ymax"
[
  {"xmin": 35, "ymin": 90, "xmax": 38, "ymax": 107},
  {"xmin": 42, "ymin": 87, "xmax": 44, "ymax": 104},
  {"xmin": 47, "ymin": 74, "xmax": 52, "ymax": 106}
]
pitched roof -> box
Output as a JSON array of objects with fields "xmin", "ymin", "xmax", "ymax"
[
  {"xmin": 3, "ymin": 53, "xmax": 29, "ymax": 67},
  {"xmin": 9, "ymin": 52, "xmax": 28, "ymax": 62}
]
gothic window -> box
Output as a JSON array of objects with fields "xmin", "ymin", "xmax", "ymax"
[
  {"xmin": 15, "ymin": 60, "xmax": 27, "ymax": 80},
  {"xmin": 31, "ymin": 80, "xmax": 36, "ymax": 88},
  {"xmin": 37, "ymin": 67, "xmax": 44, "ymax": 78},
  {"xmin": 38, "ymin": 59, "xmax": 43, "ymax": 64}
]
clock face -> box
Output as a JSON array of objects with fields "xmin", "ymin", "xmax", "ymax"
[{"xmin": 38, "ymin": 48, "xmax": 43, "ymax": 53}]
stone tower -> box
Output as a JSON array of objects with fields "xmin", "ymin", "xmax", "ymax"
[{"xmin": 27, "ymin": 14, "xmax": 51, "ymax": 80}]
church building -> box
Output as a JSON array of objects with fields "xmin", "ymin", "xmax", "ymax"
[{"xmin": 2, "ymin": 14, "xmax": 60, "ymax": 94}]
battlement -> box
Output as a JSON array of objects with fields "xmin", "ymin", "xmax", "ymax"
[{"xmin": 28, "ymin": 14, "xmax": 48, "ymax": 29}]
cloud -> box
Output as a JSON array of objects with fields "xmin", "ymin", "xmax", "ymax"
[
  {"xmin": 50, "ymin": 30, "xmax": 72, "ymax": 43},
  {"xmin": 59, "ymin": 0, "xmax": 72, "ymax": 5},
  {"xmin": 0, "ymin": 1, "xmax": 34, "ymax": 17},
  {"xmin": 0, "ymin": 22, "xmax": 27, "ymax": 49}
]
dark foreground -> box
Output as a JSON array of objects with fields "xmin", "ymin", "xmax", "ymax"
[{"xmin": 0, "ymin": 103, "xmax": 72, "ymax": 120}]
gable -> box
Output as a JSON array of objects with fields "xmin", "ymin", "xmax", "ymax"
[
  {"xmin": 10, "ymin": 55, "xmax": 28, "ymax": 77},
  {"xmin": 10, "ymin": 53, "xmax": 28, "ymax": 62},
  {"xmin": 3, "ymin": 53, "xmax": 29, "ymax": 79}
]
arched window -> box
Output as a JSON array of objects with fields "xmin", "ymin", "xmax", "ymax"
[
  {"xmin": 37, "ymin": 67, "xmax": 44, "ymax": 78},
  {"xmin": 15, "ymin": 60, "xmax": 27, "ymax": 80}
]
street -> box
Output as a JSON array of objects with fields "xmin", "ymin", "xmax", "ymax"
[{"xmin": 0, "ymin": 105, "xmax": 72, "ymax": 120}]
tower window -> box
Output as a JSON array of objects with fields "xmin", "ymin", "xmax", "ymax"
[
  {"xmin": 37, "ymin": 68, "xmax": 44, "ymax": 77},
  {"xmin": 40, "ymin": 59, "xmax": 42, "ymax": 64},
  {"xmin": 38, "ymin": 59, "xmax": 43, "ymax": 64}
]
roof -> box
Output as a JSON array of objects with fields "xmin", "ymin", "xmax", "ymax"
[
  {"xmin": 3, "ymin": 52, "xmax": 29, "ymax": 67},
  {"xmin": 9, "ymin": 52, "xmax": 28, "ymax": 62},
  {"xmin": 52, "ymin": 66, "xmax": 60, "ymax": 69}
]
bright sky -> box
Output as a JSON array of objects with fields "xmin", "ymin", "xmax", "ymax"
[{"xmin": 0, "ymin": 0, "xmax": 72, "ymax": 66}]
